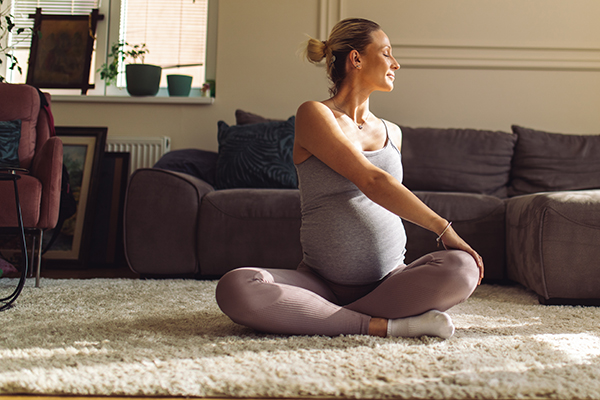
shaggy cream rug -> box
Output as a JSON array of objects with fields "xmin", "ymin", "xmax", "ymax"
[{"xmin": 1, "ymin": 278, "xmax": 600, "ymax": 399}]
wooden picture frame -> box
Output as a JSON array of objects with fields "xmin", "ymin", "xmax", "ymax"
[
  {"xmin": 88, "ymin": 152, "xmax": 130, "ymax": 268},
  {"xmin": 26, "ymin": 8, "xmax": 103, "ymax": 94},
  {"xmin": 42, "ymin": 127, "xmax": 107, "ymax": 268}
]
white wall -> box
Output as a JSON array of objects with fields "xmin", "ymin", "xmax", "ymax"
[{"xmin": 51, "ymin": 0, "xmax": 600, "ymax": 152}]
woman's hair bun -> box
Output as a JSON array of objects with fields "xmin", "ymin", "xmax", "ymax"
[{"xmin": 305, "ymin": 37, "xmax": 327, "ymax": 64}]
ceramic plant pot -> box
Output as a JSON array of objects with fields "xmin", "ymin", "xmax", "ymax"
[
  {"xmin": 126, "ymin": 64, "xmax": 162, "ymax": 96},
  {"xmin": 167, "ymin": 74, "xmax": 193, "ymax": 97}
]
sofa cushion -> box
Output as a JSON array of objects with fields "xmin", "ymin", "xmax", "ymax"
[
  {"xmin": 215, "ymin": 116, "xmax": 297, "ymax": 190},
  {"xmin": 404, "ymin": 191, "xmax": 507, "ymax": 281},
  {"xmin": 0, "ymin": 119, "xmax": 21, "ymax": 168},
  {"xmin": 198, "ymin": 188, "xmax": 302, "ymax": 275},
  {"xmin": 153, "ymin": 149, "xmax": 218, "ymax": 187},
  {"xmin": 505, "ymin": 190, "xmax": 600, "ymax": 301},
  {"xmin": 400, "ymin": 127, "xmax": 516, "ymax": 198},
  {"xmin": 509, "ymin": 126, "xmax": 600, "ymax": 196},
  {"xmin": 235, "ymin": 109, "xmax": 284, "ymax": 125}
]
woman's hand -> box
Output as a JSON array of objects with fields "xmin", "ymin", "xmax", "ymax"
[{"xmin": 440, "ymin": 227, "xmax": 484, "ymax": 285}]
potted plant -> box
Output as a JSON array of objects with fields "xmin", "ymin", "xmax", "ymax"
[
  {"xmin": 98, "ymin": 41, "xmax": 162, "ymax": 96},
  {"xmin": 0, "ymin": 0, "xmax": 26, "ymax": 83}
]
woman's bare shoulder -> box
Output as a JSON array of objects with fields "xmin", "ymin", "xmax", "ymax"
[
  {"xmin": 296, "ymin": 100, "xmax": 331, "ymax": 118},
  {"xmin": 295, "ymin": 100, "xmax": 338, "ymax": 138}
]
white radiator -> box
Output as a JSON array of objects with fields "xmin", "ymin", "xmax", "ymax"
[{"xmin": 105, "ymin": 136, "xmax": 171, "ymax": 175}]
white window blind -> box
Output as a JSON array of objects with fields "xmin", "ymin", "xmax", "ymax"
[
  {"xmin": 11, "ymin": 0, "xmax": 99, "ymax": 49},
  {"xmin": 120, "ymin": 0, "xmax": 208, "ymax": 87}
]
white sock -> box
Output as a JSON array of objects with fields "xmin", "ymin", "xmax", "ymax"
[{"xmin": 387, "ymin": 310, "xmax": 455, "ymax": 339}]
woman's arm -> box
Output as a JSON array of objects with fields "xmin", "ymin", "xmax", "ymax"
[
  {"xmin": 295, "ymin": 101, "xmax": 484, "ymax": 282},
  {"xmin": 295, "ymin": 101, "xmax": 445, "ymax": 233}
]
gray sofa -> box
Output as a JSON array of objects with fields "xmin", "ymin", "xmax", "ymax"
[{"xmin": 124, "ymin": 111, "xmax": 600, "ymax": 305}]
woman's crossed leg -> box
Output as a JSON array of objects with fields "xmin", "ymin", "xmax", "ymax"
[{"xmin": 216, "ymin": 250, "xmax": 479, "ymax": 337}]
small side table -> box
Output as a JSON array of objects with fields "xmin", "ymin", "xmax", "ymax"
[{"xmin": 0, "ymin": 167, "xmax": 29, "ymax": 311}]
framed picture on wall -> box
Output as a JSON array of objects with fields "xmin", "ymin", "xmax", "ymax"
[{"xmin": 43, "ymin": 127, "xmax": 107, "ymax": 268}]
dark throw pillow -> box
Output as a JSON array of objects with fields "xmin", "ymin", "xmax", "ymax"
[
  {"xmin": 509, "ymin": 125, "xmax": 600, "ymax": 196},
  {"xmin": 235, "ymin": 109, "xmax": 283, "ymax": 125},
  {"xmin": 153, "ymin": 149, "xmax": 219, "ymax": 187},
  {"xmin": 0, "ymin": 120, "xmax": 22, "ymax": 169},
  {"xmin": 215, "ymin": 116, "xmax": 297, "ymax": 190},
  {"xmin": 400, "ymin": 126, "xmax": 517, "ymax": 198}
]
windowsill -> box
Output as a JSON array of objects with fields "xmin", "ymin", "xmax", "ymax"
[{"xmin": 51, "ymin": 94, "xmax": 214, "ymax": 105}]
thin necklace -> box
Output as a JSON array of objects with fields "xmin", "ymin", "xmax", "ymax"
[{"xmin": 332, "ymin": 101, "xmax": 370, "ymax": 130}]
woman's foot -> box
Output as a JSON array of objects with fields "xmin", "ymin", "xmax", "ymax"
[{"xmin": 387, "ymin": 310, "xmax": 455, "ymax": 339}]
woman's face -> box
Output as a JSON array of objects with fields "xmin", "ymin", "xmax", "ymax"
[{"xmin": 358, "ymin": 30, "xmax": 400, "ymax": 92}]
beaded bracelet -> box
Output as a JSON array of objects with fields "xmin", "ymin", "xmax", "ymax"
[{"xmin": 436, "ymin": 221, "xmax": 453, "ymax": 248}]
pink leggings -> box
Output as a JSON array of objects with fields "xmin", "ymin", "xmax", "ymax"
[{"xmin": 216, "ymin": 250, "xmax": 479, "ymax": 336}]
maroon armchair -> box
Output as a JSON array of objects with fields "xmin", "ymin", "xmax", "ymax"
[{"xmin": 0, "ymin": 83, "xmax": 63, "ymax": 286}]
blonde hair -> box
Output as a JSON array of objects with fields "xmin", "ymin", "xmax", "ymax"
[{"xmin": 305, "ymin": 18, "xmax": 381, "ymax": 96}]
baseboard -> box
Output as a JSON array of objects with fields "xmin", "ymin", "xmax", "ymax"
[{"xmin": 538, "ymin": 296, "xmax": 600, "ymax": 306}]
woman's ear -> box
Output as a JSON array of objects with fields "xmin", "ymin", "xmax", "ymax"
[{"xmin": 348, "ymin": 49, "xmax": 362, "ymax": 69}]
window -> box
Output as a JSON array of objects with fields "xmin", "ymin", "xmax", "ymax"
[
  {"xmin": 119, "ymin": 0, "xmax": 208, "ymax": 90},
  {"xmin": 5, "ymin": 0, "xmax": 212, "ymax": 97}
]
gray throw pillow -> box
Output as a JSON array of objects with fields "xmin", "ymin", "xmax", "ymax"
[
  {"xmin": 215, "ymin": 116, "xmax": 297, "ymax": 190},
  {"xmin": 509, "ymin": 125, "xmax": 600, "ymax": 196},
  {"xmin": 235, "ymin": 109, "xmax": 283, "ymax": 125},
  {"xmin": 0, "ymin": 120, "xmax": 21, "ymax": 169},
  {"xmin": 400, "ymin": 126, "xmax": 516, "ymax": 198}
]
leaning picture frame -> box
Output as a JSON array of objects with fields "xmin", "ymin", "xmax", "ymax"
[
  {"xmin": 25, "ymin": 8, "xmax": 103, "ymax": 94},
  {"xmin": 88, "ymin": 152, "xmax": 130, "ymax": 269},
  {"xmin": 42, "ymin": 127, "xmax": 107, "ymax": 268}
]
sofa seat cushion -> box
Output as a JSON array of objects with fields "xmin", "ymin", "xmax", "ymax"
[
  {"xmin": 198, "ymin": 189, "xmax": 302, "ymax": 276},
  {"xmin": 506, "ymin": 190, "xmax": 600, "ymax": 302},
  {"xmin": 400, "ymin": 126, "xmax": 516, "ymax": 198},
  {"xmin": 404, "ymin": 192, "xmax": 506, "ymax": 281},
  {"xmin": 202, "ymin": 188, "xmax": 301, "ymax": 219},
  {"xmin": 509, "ymin": 126, "xmax": 600, "ymax": 196}
]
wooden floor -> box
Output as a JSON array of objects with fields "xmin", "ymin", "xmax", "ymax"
[
  {"xmin": 0, "ymin": 397, "xmax": 266, "ymax": 400},
  {"xmin": 0, "ymin": 397, "xmax": 191, "ymax": 400},
  {"xmin": 40, "ymin": 265, "xmax": 139, "ymax": 280},
  {"xmin": 0, "ymin": 397, "xmax": 337, "ymax": 400},
  {"xmin": 0, "ymin": 396, "xmax": 527, "ymax": 400}
]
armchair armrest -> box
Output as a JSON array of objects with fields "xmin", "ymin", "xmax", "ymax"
[
  {"xmin": 30, "ymin": 136, "xmax": 63, "ymax": 229},
  {"xmin": 124, "ymin": 168, "xmax": 215, "ymax": 276}
]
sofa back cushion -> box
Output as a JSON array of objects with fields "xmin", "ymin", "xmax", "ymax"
[
  {"xmin": 509, "ymin": 125, "xmax": 600, "ymax": 196},
  {"xmin": 215, "ymin": 116, "xmax": 297, "ymax": 190},
  {"xmin": 400, "ymin": 126, "xmax": 517, "ymax": 198}
]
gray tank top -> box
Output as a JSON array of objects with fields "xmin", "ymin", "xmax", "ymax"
[{"xmin": 295, "ymin": 121, "xmax": 406, "ymax": 285}]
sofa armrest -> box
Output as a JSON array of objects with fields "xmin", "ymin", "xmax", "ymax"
[
  {"xmin": 30, "ymin": 136, "xmax": 63, "ymax": 229},
  {"xmin": 124, "ymin": 168, "xmax": 214, "ymax": 275}
]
